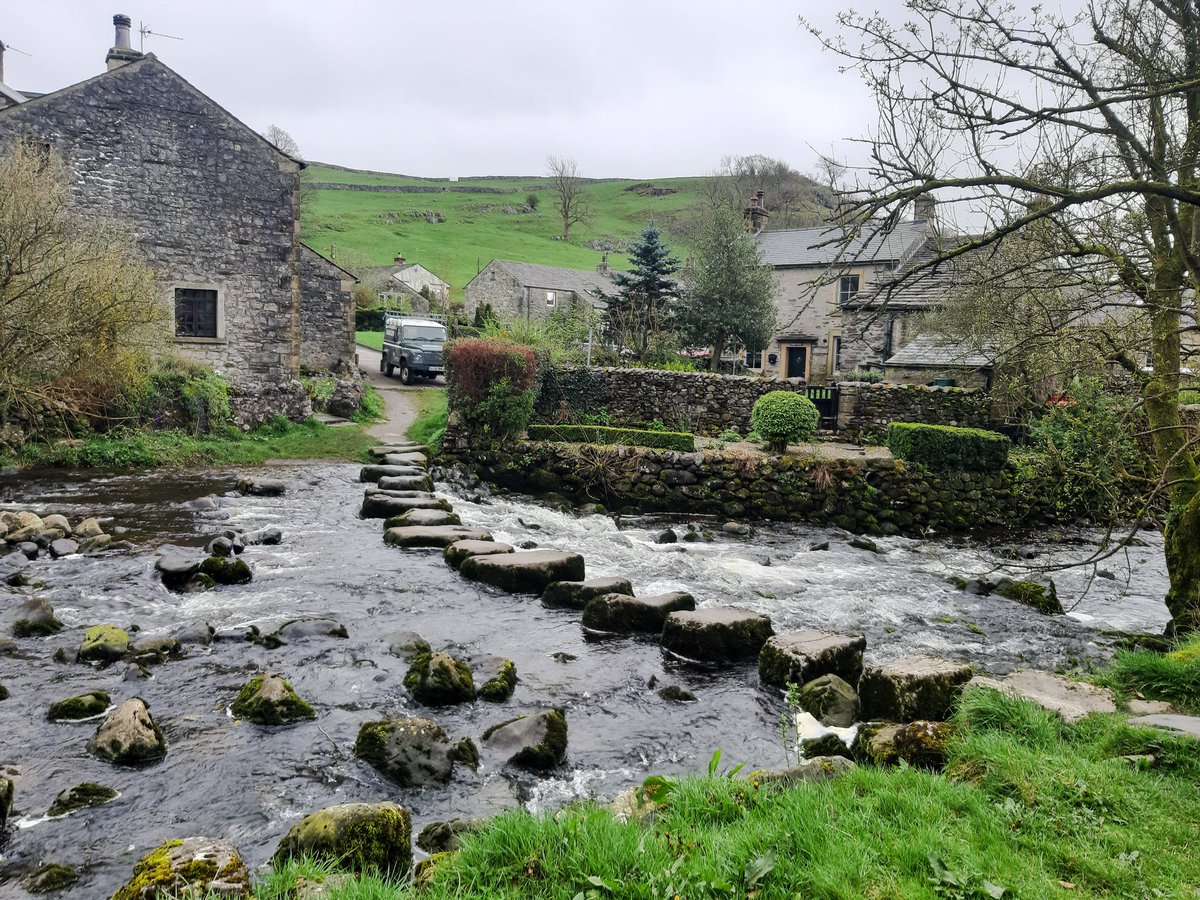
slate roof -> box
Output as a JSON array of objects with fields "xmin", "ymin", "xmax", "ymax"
[
  {"xmin": 754, "ymin": 219, "xmax": 928, "ymax": 268},
  {"xmin": 848, "ymin": 238, "xmax": 968, "ymax": 309},
  {"xmin": 477, "ymin": 260, "xmax": 621, "ymax": 296},
  {"xmin": 884, "ymin": 333, "xmax": 996, "ymax": 369}
]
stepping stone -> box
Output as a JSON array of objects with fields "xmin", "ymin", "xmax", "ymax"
[
  {"xmin": 49, "ymin": 538, "xmax": 79, "ymax": 558},
  {"xmin": 758, "ymin": 630, "xmax": 867, "ymax": 689},
  {"xmin": 582, "ymin": 591, "xmax": 695, "ymax": 633},
  {"xmin": 361, "ymin": 464, "xmax": 428, "ymax": 483},
  {"xmin": 155, "ymin": 551, "xmax": 201, "ymax": 589},
  {"xmin": 361, "ymin": 494, "xmax": 452, "ymax": 519},
  {"xmin": 1126, "ymin": 714, "xmax": 1200, "ymax": 740},
  {"xmin": 369, "ymin": 445, "xmax": 425, "ymax": 458},
  {"xmin": 383, "ymin": 453, "xmax": 428, "ymax": 467},
  {"xmin": 859, "ymin": 655, "xmax": 972, "ymax": 722},
  {"xmin": 460, "ymin": 550, "xmax": 585, "ymax": 594},
  {"xmin": 542, "ymin": 577, "xmax": 635, "ymax": 610},
  {"xmin": 390, "ymin": 508, "xmax": 461, "ymax": 528},
  {"xmin": 384, "ymin": 526, "xmax": 493, "ymax": 549},
  {"xmin": 444, "ymin": 540, "xmax": 514, "ymax": 570},
  {"xmin": 237, "ymin": 477, "xmax": 287, "ymax": 497},
  {"xmin": 377, "ymin": 475, "xmax": 434, "ymax": 492},
  {"xmin": 366, "ymin": 487, "xmax": 435, "ymax": 498},
  {"xmin": 965, "ymin": 671, "xmax": 1116, "ymax": 723},
  {"xmin": 660, "ymin": 608, "xmax": 774, "ymax": 663}
]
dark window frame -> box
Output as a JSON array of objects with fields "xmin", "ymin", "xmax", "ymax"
[{"xmin": 175, "ymin": 287, "xmax": 219, "ymax": 339}]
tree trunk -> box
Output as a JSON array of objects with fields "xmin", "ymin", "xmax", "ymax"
[{"xmin": 709, "ymin": 334, "xmax": 726, "ymax": 373}]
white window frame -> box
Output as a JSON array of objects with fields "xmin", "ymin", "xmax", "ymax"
[
  {"xmin": 171, "ymin": 282, "xmax": 227, "ymax": 344},
  {"xmin": 546, "ymin": 290, "xmax": 557, "ymax": 307},
  {"xmin": 838, "ymin": 274, "xmax": 860, "ymax": 305}
]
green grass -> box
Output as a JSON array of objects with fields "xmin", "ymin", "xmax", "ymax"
[
  {"xmin": 300, "ymin": 167, "xmax": 827, "ymax": 302},
  {"xmin": 356, "ymin": 330, "xmax": 383, "ymax": 351},
  {"xmin": 406, "ymin": 388, "xmax": 448, "ymax": 451},
  {"xmin": 1093, "ymin": 633, "xmax": 1200, "ymax": 712},
  {"xmin": 7, "ymin": 418, "xmax": 376, "ymax": 470}
]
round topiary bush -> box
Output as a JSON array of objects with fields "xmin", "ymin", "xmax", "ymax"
[{"xmin": 751, "ymin": 391, "xmax": 820, "ymax": 452}]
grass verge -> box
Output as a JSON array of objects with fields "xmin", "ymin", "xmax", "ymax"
[
  {"xmin": 6, "ymin": 418, "xmax": 376, "ymax": 470},
  {"xmin": 356, "ymin": 330, "xmax": 384, "ymax": 351},
  {"xmin": 406, "ymin": 388, "xmax": 448, "ymax": 451}
]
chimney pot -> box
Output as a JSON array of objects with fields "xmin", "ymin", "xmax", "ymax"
[
  {"xmin": 394, "ymin": 254, "xmax": 406, "ymax": 266},
  {"xmin": 113, "ymin": 14, "xmax": 132, "ymax": 49},
  {"xmin": 107, "ymin": 13, "xmax": 143, "ymax": 71}
]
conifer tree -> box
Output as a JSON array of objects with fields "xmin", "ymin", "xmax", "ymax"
[{"xmin": 598, "ymin": 224, "xmax": 681, "ymax": 360}]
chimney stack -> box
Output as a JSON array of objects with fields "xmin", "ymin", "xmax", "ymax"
[
  {"xmin": 0, "ymin": 40, "xmax": 6, "ymax": 85},
  {"xmin": 106, "ymin": 14, "xmax": 144, "ymax": 71},
  {"xmin": 597, "ymin": 253, "xmax": 610, "ymax": 276},
  {"xmin": 744, "ymin": 190, "xmax": 769, "ymax": 234},
  {"xmin": 914, "ymin": 194, "xmax": 937, "ymax": 227},
  {"xmin": 394, "ymin": 254, "xmax": 406, "ymax": 267}
]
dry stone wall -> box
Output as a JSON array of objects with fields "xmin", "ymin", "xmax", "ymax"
[{"xmin": 837, "ymin": 382, "xmax": 996, "ymax": 440}]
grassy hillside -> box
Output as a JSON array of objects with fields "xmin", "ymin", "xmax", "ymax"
[{"xmin": 299, "ymin": 164, "xmax": 826, "ymax": 301}]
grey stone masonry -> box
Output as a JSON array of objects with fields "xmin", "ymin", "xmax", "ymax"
[
  {"xmin": 837, "ymin": 382, "xmax": 995, "ymax": 441},
  {"xmin": 0, "ymin": 56, "xmax": 351, "ymax": 426},
  {"xmin": 300, "ymin": 245, "xmax": 357, "ymax": 373}
]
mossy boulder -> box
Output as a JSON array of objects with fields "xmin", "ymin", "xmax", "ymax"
[
  {"xmin": 800, "ymin": 733, "xmax": 853, "ymax": 760},
  {"xmin": 661, "ymin": 607, "xmax": 774, "ymax": 663},
  {"xmin": 384, "ymin": 630, "xmax": 430, "ymax": 661},
  {"xmin": 416, "ymin": 818, "xmax": 484, "ymax": 853},
  {"xmin": 891, "ymin": 720, "xmax": 954, "ymax": 770},
  {"xmin": 78, "ymin": 624, "xmax": 130, "ymax": 664},
  {"xmin": 473, "ymin": 656, "xmax": 517, "ymax": 702},
  {"xmin": 0, "ymin": 683, "xmax": 8, "ymax": 701},
  {"xmin": 48, "ymin": 781, "xmax": 118, "ymax": 816},
  {"xmin": 198, "ymin": 556, "xmax": 252, "ymax": 585},
  {"xmin": 10, "ymin": 597, "xmax": 63, "ymax": 637},
  {"xmin": 481, "ymin": 708, "xmax": 568, "ymax": 772},
  {"xmin": 850, "ymin": 723, "xmax": 904, "ymax": 766},
  {"xmin": 995, "ymin": 579, "xmax": 1064, "ymax": 615},
  {"xmin": 112, "ymin": 837, "xmax": 250, "ymax": 899},
  {"xmin": 758, "ymin": 630, "xmax": 866, "ymax": 689},
  {"xmin": 231, "ymin": 674, "xmax": 316, "ymax": 726},
  {"xmin": 858, "ymin": 655, "xmax": 973, "ymax": 722},
  {"xmin": 128, "ymin": 636, "xmax": 183, "ymax": 665},
  {"xmin": 582, "ymin": 591, "xmax": 695, "ymax": 634},
  {"xmin": 24, "ymin": 863, "xmax": 78, "ymax": 894},
  {"xmin": 48, "ymin": 689, "xmax": 111, "ymax": 721},
  {"xmin": 354, "ymin": 718, "xmax": 456, "ymax": 786},
  {"xmin": 0, "ymin": 774, "xmax": 12, "ymax": 830},
  {"xmin": 404, "ymin": 651, "xmax": 475, "ymax": 706},
  {"xmin": 452, "ymin": 737, "xmax": 480, "ymax": 771},
  {"xmin": 274, "ymin": 801, "xmax": 412, "ymax": 876},
  {"xmin": 760, "ymin": 756, "xmax": 857, "ymax": 786},
  {"xmin": 796, "ymin": 674, "xmax": 859, "ymax": 728},
  {"xmin": 87, "ymin": 698, "xmax": 167, "ymax": 765}
]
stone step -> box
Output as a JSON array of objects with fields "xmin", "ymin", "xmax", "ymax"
[
  {"xmin": 360, "ymin": 465, "xmax": 427, "ymax": 483},
  {"xmin": 362, "ymin": 494, "xmax": 452, "ymax": 519},
  {"xmin": 444, "ymin": 540, "xmax": 515, "ymax": 570},
  {"xmin": 459, "ymin": 550, "xmax": 585, "ymax": 595},
  {"xmin": 377, "ymin": 475, "xmax": 434, "ymax": 492},
  {"xmin": 965, "ymin": 670, "xmax": 1117, "ymax": 723},
  {"xmin": 384, "ymin": 526, "xmax": 494, "ymax": 549},
  {"xmin": 582, "ymin": 591, "xmax": 695, "ymax": 634},
  {"xmin": 383, "ymin": 453, "xmax": 428, "ymax": 468},
  {"xmin": 369, "ymin": 445, "xmax": 426, "ymax": 458},
  {"xmin": 542, "ymin": 577, "xmax": 635, "ymax": 610},
  {"xmin": 859, "ymin": 655, "xmax": 973, "ymax": 722},
  {"xmin": 1127, "ymin": 713, "xmax": 1200, "ymax": 739},
  {"xmin": 758, "ymin": 630, "xmax": 866, "ymax": 689},
  {"xmin": 390, "ymin": 508, "xmax": 461, "ymax": 528},
  {"xmin": 660, "ymin": 607, "xmax": 774, "ymax": 663}
]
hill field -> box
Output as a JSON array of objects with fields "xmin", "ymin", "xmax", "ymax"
[{"xmin": 298, "ymin": 164, "xmax": 828, "ymax": 301}]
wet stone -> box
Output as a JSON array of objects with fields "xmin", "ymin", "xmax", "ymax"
[
  {"xmin": 444, "ymin": 539, "xmax": 514, "ymax": 570},
  {"xmin": 156, "ymin": 551, "xmax": 201, "ymax": 589},
  {"xmin": 269, "ymin": 618, "xmax": 349, "ymax": 645},
  {"xmin": 360, "ymin": 464, "xmax": 427, "ymax": 483},
  {"xmin": 387, "ymin": 508, "xmax": 462, "ymax": 528},
  {"xmin": 405, "ymin": 651, "xmax": 475, "ymax": 705},
  {"xmin": 24, "ymin": 863, "xmax": 79, "ymax": 894},
  {"xmin": 384, "ymin": 525, "xmax": 493, "ymax": 549},
  {"xmin": 199, "ymin": 556, "xmax": 252, "ymax": 585},
  {"xmin": 354, "ymin": 718, "xmax": 456, "ymax": 786},
  {"xmin": 459, "ymin": 549, "xmax": 586, "ymax": 595},
  {"xmin": 232, "ymin": 673, "xmax": 316, "ymax": 725},
  {"xmin": 416, "ymin": 818, "xmax": 484, "ymax": 854},
  {"xmin": 112, "ymin": 837, "xmax": 250, "ymax": 900},
  {"xmin": 481, "ymin": 708, "xmax": 568, "ymax": 772},
  {"xmin": 582, "ymin": 591, "xmax": 696, "ymax": 634},
  {"xmin": 377, "ymin": 474, "xmax": 434, "ymax": 492},
  {"xmin": 48, "ymin": 689, "xmax": 111, "ymax": 721},
  {"xmin": 237, "ymin": 476, "xmax": 288, "ymax": 496},
  {"xmin": 758, "ymin": 630, "xmax": 867, "ymax": 689},
  {"xmin": 49, "ymin": 538, "xmax": 79, "ymax": 558},
  {"xmin": 48, "ymin": 782, "xmax": 118, "ymax": 816},
  {"xmin": 384, "ymin": 630, "xmax": 430, "ymax": 660},
  {"xmin": 796, "ymin": 674, "xmax": 860, "ymax": 727},
  {"xmin": 87, "ymin": 698, "xmax": 167, "ymax": 765},
  {"xmin": 361, "ymin": 493, "xmax": 452, "ymax": 519},
  {"xmin": 660, "ymin": 607, "xmax": 775, "ymax": 663},
  {"xmin": 471, "ymin": 654, "xmax": 517, "ymax": 702},
  {"xmin": 9, "ymin": 597, "xmax": 63, "ymax": 638},
  {"xmin": 542, "ymin": 577, "xmax": 635, "ymax": 610},
  {"xmin": 383, "ymin": 452, "xmax": 428, "ymax": 467},
  {"xmin": 78, "ymin": 624, "xmax": 130, "ymax": 663},
  {"xmin": 858, "ymin": 655, "xmax": 973, "ymax": 722},
  {"xmin": 244, "ymin": 526, "xmax": 283, "ymax": 546},
  {"xmin": 274, "ymin": 802, "xmax": 412, "ymax": 877}
]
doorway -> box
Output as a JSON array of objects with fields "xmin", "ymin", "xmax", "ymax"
[{"xmin": 785, "ymin": 345, "xmax": 809, "ymax": 380}]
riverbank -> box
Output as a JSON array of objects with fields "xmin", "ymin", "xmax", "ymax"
[{"xmin": 0, "ymin": 418, "xmax": 377, "ymax": 470}]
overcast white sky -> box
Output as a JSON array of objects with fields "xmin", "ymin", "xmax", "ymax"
[{"xmin": 1, "ymin": 0, "xmax": 905, "ymax": 179}]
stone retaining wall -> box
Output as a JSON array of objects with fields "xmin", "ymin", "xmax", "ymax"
[
  {"xmin": 836, "ymin": 382, "xmax": 996, "ymax": 441},
  {"xmin": 445, "ymin": 443, "xmax": 1050, "ymax": 536}
]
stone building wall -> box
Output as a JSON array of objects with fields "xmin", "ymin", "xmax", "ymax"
[
  {"xmin": 464, "ymin": 263, "xmax": 526, "ymax": 320},
  {"xmin": 534, "ymin": 367, "xmax": 810, "ymax": 436},
  {"xmin": 300, "ymin": 246, "xmax": 356, "ymax": 372},
  {"xmin": 445, "ymin": 443, "xmax": 1051, "ymax": 537},
  {"xmin": 0, "ymin": 56, "xmax": 310, "ymax": 427},
  {"xmin": 836, "ymin": 382, "xmax": 996, "ymax": 441}
]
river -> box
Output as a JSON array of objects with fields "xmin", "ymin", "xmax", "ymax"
[{"xmin": 0, "ymin": 462, "xmax": 1171, "ymax": 897}]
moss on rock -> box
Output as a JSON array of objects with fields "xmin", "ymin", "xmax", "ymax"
[
  {"xmin": 482, "ymin": 708, "xmax": 568, "ymax": 772},
  {"xmin": 404, "ymin": 651, "xmax": 475, "ymax": 705},
  {"xmin": 478, "ymin": 659, "xmax": 517, "ymax": 702},
  {"xmin": 198, "ymin": 556, "xmax": 252, "ymax": 585},
  {"xmin": 48, "ymin": 781, "xmax": 118, "ymax": 816},
  {"xmin": 996, "ymin": 579, "xmax": 1064, "ymax": 615},
  {"xmin": 353, "ymin": 718, "xmax": 455, "ymax": 786},
  {"xmin": 87, "ymin": 698, "xmax": 167, "ymax": 766},
  {"xmin": 452, "ymin": 737, "xmax": 480, "ymax": 771},
  {"xmin": 273, "ymin": 801, "xmax": 413, "ymax": 876},
  {"xmin": 112, "ymin": 837, "xmax": 250, "ymax": 899},
  {"xmin": 48, "ymin": 690, "xmax": 111, "ymax": 721},
  {"xmin": 231, "ymin": 673, "xmax": 316, "ymax": 726},
  {"xmin": 25, "ymin": 863, "xmax": 78, "ymax": 894},
  {"xmin": 78, "ymin": 624, "xmax": 130, "ymax": 664}
]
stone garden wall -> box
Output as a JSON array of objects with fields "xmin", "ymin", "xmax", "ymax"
[
  {"xmin": 445, "ymin": 443, "xmax": 1051, "ymax": 537},
  {"xmin": 837, "ymin": 382, "xmax": 996, "ymax": 441},
  {"xmin": 533, "ymin": 367, "xmax": 810, "ymax": 436}
]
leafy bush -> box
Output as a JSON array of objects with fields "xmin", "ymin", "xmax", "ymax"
[
  {"xmin": 127, "ymin": 364, "xmax": 232, "ymax": 436},
  {"xmin": 526, "ymin": 424, "xmax": 695, "ymax": 452},
  {"xmin": 887, "ymin": 422, "xmax": 1011, "ymax": 471},
  {"xmin": 446, "ymin": 339, "xmax": 536, "ymax": 443},
  {"xmin": 526, "ymin": 192, "xmax": 539, "ymax": 210},
  {"xmin": 750, "ymin": 391, "xmax": 821, "ymax": 451},
  {"xmin": 355, "ymin": 308, "xmax": 387, "ymax": 331},
  {"xmin": 1025, "ymin": 378, "xmax": 1149, "ymax": 521}
]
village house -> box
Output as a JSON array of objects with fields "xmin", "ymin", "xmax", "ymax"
[
  {"xmin": 380, "ymin": 254, "xmax": 450, "ymax": 311},
  {"xmin": 464, "ymin": 259, "xmax": 620, "ymax": 322},
  {"xmin": 0, "ymin": 16, "xmax": 357, "ymax": 426},
  {"xmin": 750, "ymin": 194, "xmax": 932, "ymax": 382}
]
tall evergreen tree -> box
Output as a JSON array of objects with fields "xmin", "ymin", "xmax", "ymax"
[
  {"xmin": 678, "ymin": 206, "xmax": 775, "ymax": 372},
  {"xmin": 598, "ymin": 224, "xmax": 681, "ymax": 359}
]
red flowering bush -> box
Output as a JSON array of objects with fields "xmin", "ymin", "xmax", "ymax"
[{"xmin": 446, "ymin": 339, "xmax": 537, "ymax": 443}]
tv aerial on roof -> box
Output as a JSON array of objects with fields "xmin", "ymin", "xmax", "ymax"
[
  {"xmin": 2, "ymin": 42, "xmax": 32, "ymax": 56},
  {"xmin": 138, "ymin": 23, "xmax": 183, "ymax": 52}
]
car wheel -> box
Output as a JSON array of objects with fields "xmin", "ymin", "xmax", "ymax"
[
  {"xmin": 400, "ymin": 365, "xmax": 412, "ymax": 385},
  {"xmin": 384, "ymin": 363, "xmax": 395, "ymax": 377}
]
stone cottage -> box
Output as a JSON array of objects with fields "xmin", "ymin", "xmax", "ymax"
[
  {"xmin": 752, "ymin": 203, "xmax": 931, "ymax": 382},
  {"xmin": 0, "ymin": 16, "xmax": 357, "ymax": 427},
  {"xmin": 383, "ymin": 254, "xmax": 450, "ymax": 310},
  {"xmin": 464, "ymin": 259, "xmax": 619, "ymax": 322}
]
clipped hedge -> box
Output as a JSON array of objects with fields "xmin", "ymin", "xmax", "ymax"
[
  {"xmin": 751, "ymin": 391, "xmax": 821, "ymax": 452},
  {"xmin": 526, "ymin": 424, "xmax": 695, "ymax": 452},
  {"xmin": 887, "ymin": 422, "xmax": 1011, "ymax": 471}
]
